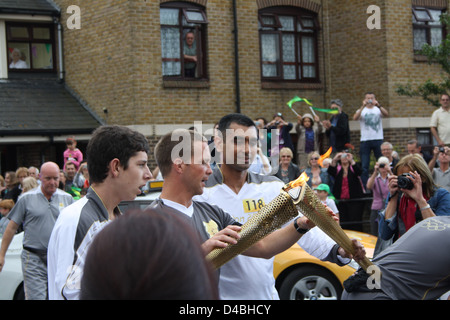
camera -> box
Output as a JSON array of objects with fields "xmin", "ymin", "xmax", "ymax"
[
  {"xmin": 379, "ymin": 163, "xmax": 385, "ymax": 168},
  {"xmin": 439, "ymin": 147, "xmax": 445, "ymax": 153},
  {"xmin": 397, "ymin": 173, "xmax": 414, "ymax": 190}
]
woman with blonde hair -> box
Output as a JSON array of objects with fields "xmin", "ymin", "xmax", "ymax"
[
  {"xmin": 302, "ymin": 151, "xmax": 330, "ymax": 189},
  {"xmin": 275, "ymin": 147, "xmax": 301, "ymax": 183},
  {"xmin": 379, "ymin": 153, "xmax": 450, "ymax": 242},
  {"xmin": 21, "ymin": 177, "xmax": 38, "ymax": 194}
]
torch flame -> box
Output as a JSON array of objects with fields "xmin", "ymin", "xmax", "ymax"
[
  {"xmin": 289, "ymin": 172, "xmax": 310, "ymax": 189},
  {"xmin": 318, "ymin": 147, "xmax": 332, "ymax": 168}
]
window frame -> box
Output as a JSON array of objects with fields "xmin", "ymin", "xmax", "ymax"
[
  {"xmin": 160, "ymin": 2, "xmax": 208, "ymax": 81},
  {"xmin": 258, "ymin": 6, "xmax": 320, "ymax": 83},
  {"xmin": 412, "ymin": 6, "xmax": 447, "ymax": 52},
  {"xmin": 6, "ymin": 22, "xmax": 56, "ymax": 73}
]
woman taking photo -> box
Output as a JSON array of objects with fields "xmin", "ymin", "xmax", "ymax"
[
  {"xmin": 379, "ymin": 154, "xmax": 450, "ymax": 242},
  {"xmin": 327, "ymin": 150, "xmax": 365, "ymax": 230},
  {"xmin": 366, "ymin": 156, "xmax": 391, "ymax": 236}
]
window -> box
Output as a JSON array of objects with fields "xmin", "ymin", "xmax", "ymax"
[
  {"xmin": 412, "ymin": 7, "xmax": 446, "ymax": 51},
  {"xmin": 258, "ymin": 7, "xmax": 319, "ymax": 82},
  {"xmin": 6, "ymin": 22, "xmax": 55, "ymax": 72},
  {"xmin": 160, "ymin": 2, "xmax": 208, "ymax": 80}
]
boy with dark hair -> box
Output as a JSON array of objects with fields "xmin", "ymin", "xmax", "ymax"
[{"xmin": 47, "ymin": 125, "xmax": 152, "ymax": 300}]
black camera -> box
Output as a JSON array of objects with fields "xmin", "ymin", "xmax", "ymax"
[
  {"xmin": 439, "ymin": 147, "xmax": 445, "ymax": 153},
  {"xmin": 397, "ymin": 173, "xmax": 414, "ymax": 190},
  {"xmin": 379, "ymin": 163, "xmax": 385, "ymax": 168}
]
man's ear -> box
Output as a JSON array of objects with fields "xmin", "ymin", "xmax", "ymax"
[
  {"xmin": 173, "ymin": 158, "xmax": 184, "ymax": 174},
  {"xmin": 109, "ymin": 158, "xmax": 121, "ymax": 177}
]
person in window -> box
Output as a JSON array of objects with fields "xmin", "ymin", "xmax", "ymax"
[
  {"xmin": 183, "ymin": 31, "xmax": 197, "ymax": 78},
  {"xmin": 9, "ymin": 48, "xmax": 28, "ymax": 69}
]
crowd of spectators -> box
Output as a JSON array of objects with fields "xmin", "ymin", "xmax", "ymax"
[{"xmin": 0, "ymin": 95, "xmax": 449, "ymax": 300}]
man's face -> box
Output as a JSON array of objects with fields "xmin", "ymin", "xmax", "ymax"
[
  {"xmin": 440, "ymin": 95, "xmax": 450, "ymax": 109},
  {"xmin": 218, "ymin": 123, "xmax": 258, "ymax": 172},
  {"xmin": 365, "ymin": 94, "xmax": 375, "ymax": 105},
  {"xmin": 381, "ymin": 145, "xmax": 393, "ymax": 158},
  {"xmin": 407, "ymin": 143, "xmax": 420, "ymax": 155},
  {"xmin": 40, "ymin": 166, "xmax": 60, "ymax": 198},
  {"xmin": 438, "ymin": 148, "xmax": 450, "ymax": 164},
  {"xmin": 65, "ymin": 164, "xmax": 77, "ymax": 180},
  {"xmin": 182, "ymin": 141, "xmax": 212, "ymax": 196},
  {"xmin": 28, "ymin": 168, "xmax": 38, "ymax": 179},
  {"xmin": 186, "ymin": 33, "xmax": 195, "ymax": 46},
  {"xmin": 118, "ymin": 151, "xmax": 153, "ymax": 201}
]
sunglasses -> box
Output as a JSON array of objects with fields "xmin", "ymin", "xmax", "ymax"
[{"xmin": 311, "ymin": 157, "xmax": 319, "ymax": 160}]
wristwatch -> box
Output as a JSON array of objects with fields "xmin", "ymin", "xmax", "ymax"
[{"xmin": 293, "ymin": 219, "xmax": 309, "ymax": 234}]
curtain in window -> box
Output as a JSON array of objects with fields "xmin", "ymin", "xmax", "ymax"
[
  {"xmin": 261, "ymin": 33, "xmax": 279, "ymax": 77},
  {"xmin": 282, "ymin": 34, "xmax": 296, "ymax": 79},
  {"xmin": 413, "ymin": 28, "xmax": 427, "ymax": 51},
  {"xmin": 301, "ymin": 36, "xmax": 315, "ymax": 78},
  {"xmin": 161, "ymin": 28, "xmax": 181, "ymax": 76},
  {"xmin": 161, "ymin": 8, "xmax": 181, "ymax": 76}
]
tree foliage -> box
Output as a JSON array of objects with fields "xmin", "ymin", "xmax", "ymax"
[{"xmin": 395, "ymin": 13, "xmax": 450, "ymax": 107}]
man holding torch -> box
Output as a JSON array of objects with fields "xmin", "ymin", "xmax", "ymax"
[{"xmin": 196, "ymin": 113, "xmax": 365, "ymax": 300}]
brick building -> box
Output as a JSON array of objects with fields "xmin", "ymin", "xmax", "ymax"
[{"xmin": 1, "ymin": 0, "xmax": 448, "ymax": 171}]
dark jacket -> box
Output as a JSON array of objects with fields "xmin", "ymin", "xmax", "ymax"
[
  {"xmin": 325, "ymin": 112, "xmax": 350, "ymax": 152},
  {"xmin": 275, "ymin": 162, "xmax": 301, "ymax": 183},
  {"xmin": 327, "ymin": 163, "xmax": 364, "ymax": 199}
]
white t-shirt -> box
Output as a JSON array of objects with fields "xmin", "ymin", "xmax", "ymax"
[
  {"xmin": 359, "ymin": 107, "xmax": 383, "ymax": 141},
  {"xmin": 430, "ymin": 107, "xmax": 450, "ymax": 144}
]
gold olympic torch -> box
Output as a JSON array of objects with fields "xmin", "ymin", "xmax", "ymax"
[{"xmin": 206, "ymin": 173, "xmax": 373, "ymax": 271}]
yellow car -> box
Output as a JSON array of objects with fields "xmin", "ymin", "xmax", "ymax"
[{"xmin": 274, "ymin": 229, "xmax": 377, "ymax": 300}]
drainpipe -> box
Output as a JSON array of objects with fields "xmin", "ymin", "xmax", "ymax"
[
  {"xmin": 57, "ymin": 20, "xmax": 64, "ymax": 82},
  {"xmin": 232, "ymin": 0, "xmax": 241, "ymax": 113}
]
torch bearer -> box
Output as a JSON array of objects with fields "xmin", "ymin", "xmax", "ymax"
[{"xmin": 206, "ymin": 173, "xmax": 374, "ymax": 272}]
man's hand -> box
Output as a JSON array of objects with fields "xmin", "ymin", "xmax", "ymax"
[
  {"xmin": 338, "ymin": 239, "xmax": 366, "ymax": 262},
  {"xmin": 201, "ymin": 225, "xmax": 241, "ymax": 255}
]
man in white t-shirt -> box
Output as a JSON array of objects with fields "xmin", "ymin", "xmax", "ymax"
[
  {"xmin": 196, "ymin": 113, "xmax": 364, "ymax": 300},
  {"xmin": 353, "ymin": 92, "xmax": 389, "ymax": 188},
  {"xmin": 430, "ymin": 93, "xmax": 450, "ymax": 147}
]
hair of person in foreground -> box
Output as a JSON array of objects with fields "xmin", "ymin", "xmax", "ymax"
[{"xmin": 80, "ymin": 208, "xmax": 219, "ymax": 300}]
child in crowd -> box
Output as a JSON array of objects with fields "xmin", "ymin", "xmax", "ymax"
[{"xmin": 63, "ymin": 136, "xmax": 83, "ymax": 170}]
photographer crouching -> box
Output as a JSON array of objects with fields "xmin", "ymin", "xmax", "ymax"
[{"xmin": 378, "ymin": 153, "xmax": 450, "ymax": 243}]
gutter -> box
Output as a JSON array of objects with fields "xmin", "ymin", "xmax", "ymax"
[{"xmin": 232, "ymin": 0, "xmax": 241, "ymax": 113}]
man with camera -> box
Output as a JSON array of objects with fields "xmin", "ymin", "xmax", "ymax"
[
  {"xmin": 353, "ymin": 92, "xmax": 389, "ymax": 188},
  {"xmin": 378, "ymin": 154, "xmax": 450, "ymax": 243},
  {"xmin": 428, "ymin": 146, "xmax": 450, "ymax": 193}
]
